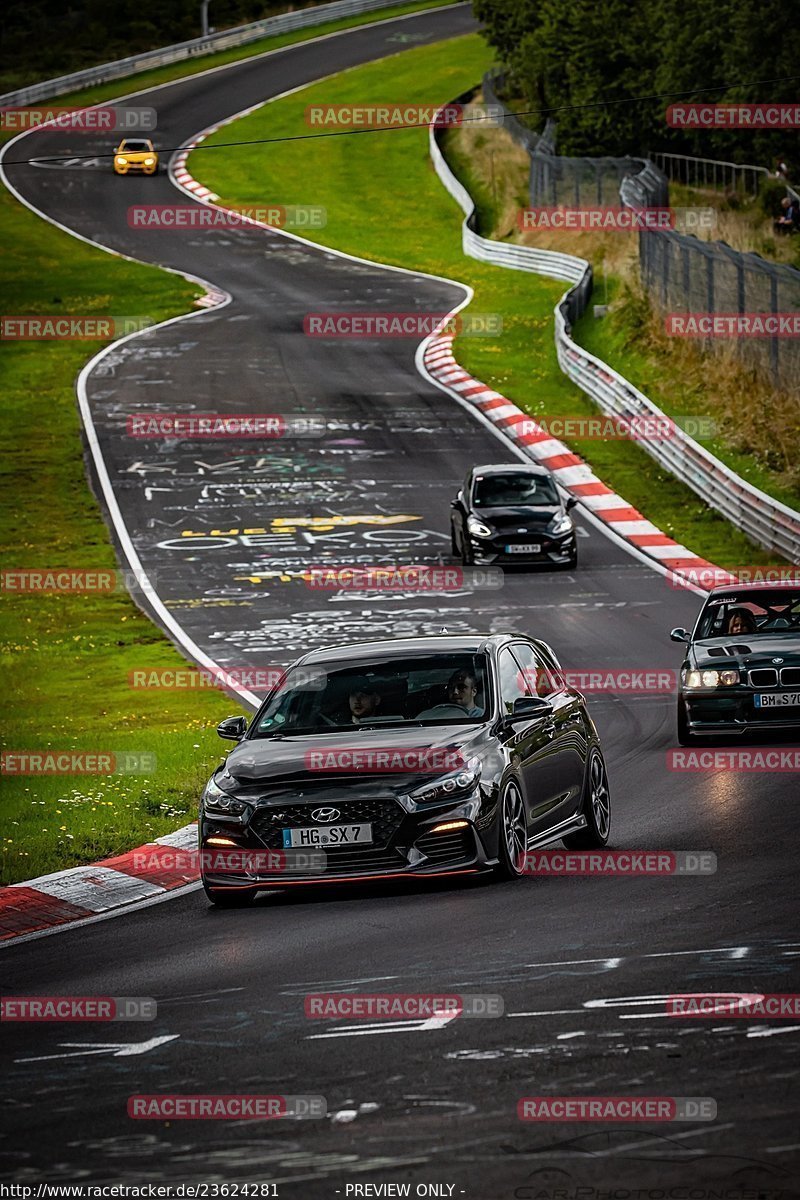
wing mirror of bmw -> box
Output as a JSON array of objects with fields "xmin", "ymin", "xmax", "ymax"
[
  {"xmin": 565, "ymin": 495, "xmax": 578, "ymax": 511},
  {"xmin": 670, "ymin": 627, "xmax": 690, "ymax": 643},
  {"xmin": 217, "ymin": 715, "xmax": 248, "ymax": 741},
  {"xmin": 507, "ymin": 695, "xmax": 553, "ymax": 722}
]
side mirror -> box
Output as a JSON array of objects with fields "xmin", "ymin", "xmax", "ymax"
[
  {"xmin": 565, "ymin": 495, "xmax": 578, "ymax": 511},
  {"xmin": 451, "ymin": 490, "xmax": 463, "ymax": 507},
  {"xmin": 670, "ymin": 627, "xmax": 690, "ymax": 643},
  {"xmin": 508, "ymin": 695, "xmax": 552, "ymax": 721},
  {"xmin": 217, "ymin": 715, "xmax": 247, "ymax": 741}
]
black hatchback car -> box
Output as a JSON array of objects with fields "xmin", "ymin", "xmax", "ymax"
[
  {"xmin": 199, "ymin": 635, "xmax": 610, "ymax": 905},
  {"xmin": 671, "ymin": 583, "xmax": 800, "ymax": 743},
  {"xmin": 450, "ymin": 463, "xmax": 578, "ymax": 568}
]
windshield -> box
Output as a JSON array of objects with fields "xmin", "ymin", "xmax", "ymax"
[
  {"xmin": 252, "ymin": 653, "xmax": 491, "ymax": 737},
  {"xmin": 695, "ymin": 589, "xmax": 800, "ymax": 639},
  {"xmin": 121, "ymin": 140, "xmax": 152, "ymax": 151},
  {"xmin": 474, "ymin": 472, "xmax": 558, "ymax": 508}
]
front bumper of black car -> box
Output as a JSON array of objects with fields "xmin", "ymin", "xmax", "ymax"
[
  {"xmin": 199, "ymin": 790, "xmax": 497, "ymax": 888},
  {"xmin": 467, "ymin": 529, "xmax": 576, "ymax": 565},
  {"xmin": 682, "ymin": 688, "xmax": 800, "ymax": 734}
]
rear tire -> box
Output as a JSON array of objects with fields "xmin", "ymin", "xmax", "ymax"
[
  {"xmin": 562, "ymin": 748, "xmax": 611, "ymax": 849},
  {"xmin": 494, "ymin": 780, "xmax": 528, "ymax": 880},
  {"xmin": 202, "ymin": 881, "xmax": 256, "ymax": 907}
]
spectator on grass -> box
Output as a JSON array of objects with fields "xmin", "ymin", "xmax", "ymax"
[{"xmin": 774, "ymin": 196, "xmax": 799, "ymax": 234}]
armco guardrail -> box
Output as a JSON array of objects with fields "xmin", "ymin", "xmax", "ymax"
[
  {"xmin": 0, "ymin": 0, "xmax": 414, "ymax": 107},
  {"xmin": 429, "ymin": 98, "xmax": 800, "ymax": 562}
]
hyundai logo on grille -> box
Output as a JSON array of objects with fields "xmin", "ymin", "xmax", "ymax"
[{"xmin": 311, "ymin": 807, "xmax": 341, "ymax": 823}]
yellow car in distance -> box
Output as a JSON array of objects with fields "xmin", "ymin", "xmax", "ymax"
[{"xmin": 113, "ymin": 138, "xmax": 158, "ymax": 175}]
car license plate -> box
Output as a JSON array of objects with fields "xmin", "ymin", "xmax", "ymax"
[
  {"xmin": 506, "ymin": 543, "xmax": 540, "ymax": 554},
  {"xmin": 754, "ymin": 692, "xmax": 800, "ymax": 708},
  {"xmin": 282, "ymin": 823, "xmax": 373, "ymax": 848}
]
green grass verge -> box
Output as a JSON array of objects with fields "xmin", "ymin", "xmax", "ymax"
[
  {"xmin": 3, "ymin": 1, "xmax": 458, "ymax": 111},
  {"xmin": 193, "ymin": 32, "xmax": 782, "ymax": 570},
  {"xmin": 0, "ymin": 162, "xmax": 243, "ymax": 887}
]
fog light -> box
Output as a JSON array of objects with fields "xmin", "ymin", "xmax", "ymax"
[
  {"xmin": 431, "ymin": 820, "xmax": 470, "ymax": 833},
  {"xmin": 206, "ymin": 835, "xmax": 236, "ymax": 846}
]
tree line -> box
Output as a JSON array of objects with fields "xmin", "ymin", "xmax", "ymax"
[{"xmin": 473, "ymin": 0, "xmax": 799, "ymax": 169}]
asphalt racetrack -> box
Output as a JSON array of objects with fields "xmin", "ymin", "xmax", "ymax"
[{"xmin": 2, "ymin": 5, "xmax": 799, "ymax": 1195}]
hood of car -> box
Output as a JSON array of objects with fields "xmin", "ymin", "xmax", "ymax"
[
  {"xmin": 221, "ymin": 722, "xmax": 487, "ymax": 791},
  {"xmin": 689, "ymin": 633, "xmax": 800, "ymax": 668},
  {"xmin": 473, "ymin": 505, "xmax": 561, "ymax": 532}
]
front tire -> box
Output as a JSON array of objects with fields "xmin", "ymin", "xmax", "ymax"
[
  {"xmin": 495, "ymin": 780, "xmax": 528, "ymax": 880},
  {"xmin": 202, "ymin": 881, "xmax": 256, "ymax": 907},
  {"xmin": 563, "ymin": 748, "xmax": 611, "ymax": 849}
]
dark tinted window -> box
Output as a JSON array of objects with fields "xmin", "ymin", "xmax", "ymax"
[
  {"xmin": 253, "ymin": 653, "xmax": 490, "ymax": 736},
  {"xmin": 474, "ymin": 473, "xmax": 558, "ymax": 508},
  {"xmin": 695, "ymin": 589, "xmax": 800, "ymax": 639}
]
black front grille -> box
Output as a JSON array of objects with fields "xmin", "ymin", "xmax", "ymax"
[
  {"xmin": 750, "ymin": 668, "xmax": 779, "ymax": 687},
  {"xmin": 781, "ymin": 667, "xmax": 800, "ymax": 686},
  {"xmin": 415, "ymin": 829, "xmax": 475, "ymax": 866},
  {"xmin": 249, "ymin": 798, "xmax": 404, "ymax": 850}
]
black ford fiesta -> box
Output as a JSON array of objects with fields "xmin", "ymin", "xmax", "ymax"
[
  {"xmin": 450, "ymin": 463, "xmax": 578, "ymax": 568},
  {"xmin": 199, "ymin": 635, "xmax": 610, "ymax": 905},
  {"xmin": 671, "ymin": 583, "xmax": 800, "ymax": 744}
]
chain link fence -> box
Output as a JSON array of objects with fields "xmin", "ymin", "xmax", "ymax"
[{"xmin": 485, "ymin": 70, "xmax": 800, "ymax": 389}]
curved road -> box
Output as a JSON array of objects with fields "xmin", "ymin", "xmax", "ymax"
[{"xmin": 2, "ymin": 7, "xmax": 799, "ymax": 1195}]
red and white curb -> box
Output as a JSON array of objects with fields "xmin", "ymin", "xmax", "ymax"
[
  {"xmin": 423, "ymin": 332, "xmax": 723, "ymax": 580},
  {"xmin": 0, "ymin": 825, "xmax": 198, "ymax": 943}
]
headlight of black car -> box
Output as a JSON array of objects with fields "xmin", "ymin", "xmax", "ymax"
[
  {"xmin": 682, "ymin": 668, "xmax": 740, "ymax": 689},
  {"xmin": 548, "ymin": 513, "xmax": 574, "ymax": 537},
  {"xmin": 404, "ymin": 763, "xmax": 481, "ymax": 804},
  {"xmin": 467, "ymin": 516, "xmax": 493, "ymax": 539},
  {"xmin": 202, "ymin": 775, "xmax": 249, "ymax": 820}
]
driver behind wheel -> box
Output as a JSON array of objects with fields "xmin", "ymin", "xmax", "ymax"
[{"xmin": 416, "ymin": 669, "xmax": 483, "ymax": 719}]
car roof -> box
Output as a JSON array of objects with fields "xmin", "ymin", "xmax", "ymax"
[
  {"xmin": 299, "ymin": 634, "xmax": 521, "ymax": 664},
  {"xmin": 707, "ymin": 580, "xmax": 799, "ymax": 595},
  {"xmin": 470, "ymin": 462, "xmax": 551, "ymax": 478}
]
